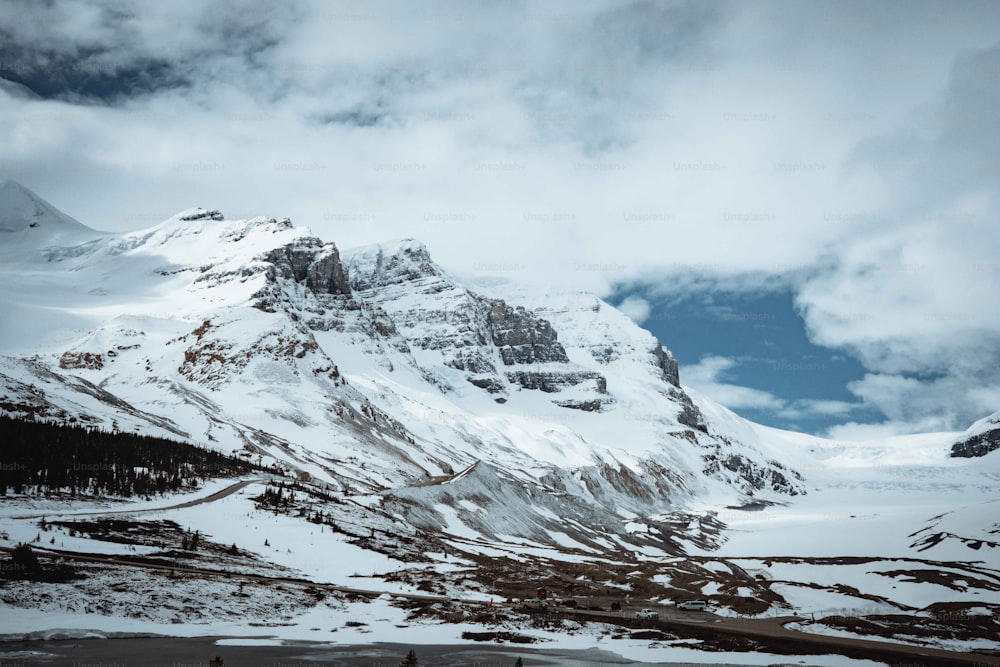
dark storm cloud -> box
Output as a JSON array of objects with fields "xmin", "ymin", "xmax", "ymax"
[
  {"xmin": 313, "ymin": 106, "xmax": 391, "ymax": 128},
  {"xmin": 0, "ymin": 0, "xmax": 297, "ymax": 104},
  {"xmin": 0, "ymin": 49, "xmax": 187, "ymax": 104}
]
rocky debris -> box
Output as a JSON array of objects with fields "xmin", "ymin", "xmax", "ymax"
[
  {"xmin": 554, "ymin": 399, "xmax": 608, "ymax": 412},
  {"xmin": 387, "ymin": 459, "xmax": 695, "ymax": 554},
  {"xmin": 466, "ymin": 375, "xmax": 506, "ymax": 393},
  {"xmin": 950, "ymin": 429, "xmax": 1000, "ymax": 458},
  {"xmin": 178, "ymin": 209, "xmax": 224, "ymax": 222},
  {"xmin": 910, "ymin": 529, "xmax": 1000, "ymax": 552},
  {"xmin": 505, "ymin": 369, "xmax": 606, "ymax": 394},
  {"xmin": 671, "ymin": 388, "xmax": 708, "ymax": 433},
  {"xmin": 588, "ymin": 344, "xmax": 620, "ymax": 364},
  {"xmin": 58, "ymin": 351, "xmax": 104, "ymax": 370},
  {"xmin": 703, "ymin": 441, "xmax": 805, "ymax": 496}
]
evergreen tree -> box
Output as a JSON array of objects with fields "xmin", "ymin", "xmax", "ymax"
[
  {"xmin": 0, "ymin": 414, "xmax": 255, "ymax": 498},
  {"xmin": 400, "ymin": 649, "xmax": 419, "ymax": 667},
  {"xmin": 11, "ymin": 543, "xmax": 40, "ymax": 573}
]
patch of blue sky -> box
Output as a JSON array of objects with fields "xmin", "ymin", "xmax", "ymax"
[{"xmin": 612, "ymin": 286, "xmax": 883, "ymax": 435}]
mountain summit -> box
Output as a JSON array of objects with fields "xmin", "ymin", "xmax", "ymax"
[{"xmin": 0, "ymin": 180, "xmax": 96, "ymax": 238}]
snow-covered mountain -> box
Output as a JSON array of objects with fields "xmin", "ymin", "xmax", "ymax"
[
  {"xmin": 0, "ymin": 181, "xmax": 996, "ymax": 554},
  {"xmin": 0, "ymin": 181, "xmax": 808, "ymax": 553}
]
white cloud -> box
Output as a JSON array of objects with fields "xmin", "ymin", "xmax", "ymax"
[
  {"xmin": 681, "ymin": 356, "xmax": 785, "ymax": 411},
  {"xmin": 777, "ymin": 399, "xmax": 857, "ymax": 420},
  {"xmin": 616, "ymin": 295, "xmax": 651, "ymax": 323},
  {"xmin": 791, "ymin": 41, "xmax": 1000, "ymax": 431},
  {"xmin": 683, "ymin": 356, "xmax": 870, "ymax": 428},
  {"xmin": 825, "ymin": 419, "xmax": 954, "ymax": 442}
]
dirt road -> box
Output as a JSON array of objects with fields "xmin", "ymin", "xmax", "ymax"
[
  {"xmin": 567, "ymin": 606, "xmax": 1000, "ymax": 666},
  {"xmin": 9, "ymin": 477, "xmax": 267, "ymax": 520}
]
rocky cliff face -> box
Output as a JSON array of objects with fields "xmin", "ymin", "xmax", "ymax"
[
  {"xmin": 652, "ymin": 344, "xmax": 680, "ymax": 387},
  {"xmin": 347, "ymin": 238, "xmax": 441, "ymax": 291},
  {"xmin": 343, "ymin": 240, "xmax": 609, "ymax": 402},
  {"xmin": 951, "ymin": 410, "xmax": 1000, "ymax": 458},
  {"xmin": 266, "ymin": 238, "xmax": 351, "ymax": 296}
]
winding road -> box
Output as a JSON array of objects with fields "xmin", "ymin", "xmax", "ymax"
[{"xmin": 8, "ymin": 477, "xmax": 268, "ymax": 520}]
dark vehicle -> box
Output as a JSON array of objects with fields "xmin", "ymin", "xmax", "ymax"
[
  {"xmin": 558, "ymin": 598, "xmax": 577, "ymax": 608},
  {"xmin": 611, "ymin": 601, "xmax": 622, "ymax": 611}
]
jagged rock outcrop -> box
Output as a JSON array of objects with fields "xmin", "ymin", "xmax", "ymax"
[
  {"xmin": 59, "ymin": 351, "xmax": 104, "ymax": 370},
  {"xmin": 951, "ymin": 429, "xmax": 1000, "ymax": 458},
  {"xmin": 505, "ymin": 369, "xmax": 606, "ymax": 393},
  {"xmin": 179, "ymin": 209, "xmax": 224, "ymax": 222},
  {"xmin": 949, "ymin": 410, "xmax": 1000, "ymax": 458},
  {"xmin": 672, "ymin": 388, "xmax": 708, "ymax": 433},
  {"xmin": 347, "ymin": 239, "xmax": 442, "ymax": 291},
  {"xmin": 266, "ymin": 239, "xmax": 351, "ymax": 296},
  {"xmin": 702, "ymin": 440, "xmax": 804, "ymax": 496},
  {"xmin": 343, "ymin": 240, "xmax": 607, "ymax": 398},
  {"xmin": 652, "ymin": 344, "xmax": 680, "ymax": 387},
  {"xmin": 486, "ymin": 300, "xmax": 569, "ymax": 365}
]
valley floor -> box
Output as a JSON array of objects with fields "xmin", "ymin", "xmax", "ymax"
[{"xmin": 1, "ymin": 462, "xmax": 998, "ymax": 667}]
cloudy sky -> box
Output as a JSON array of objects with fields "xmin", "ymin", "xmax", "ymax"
[{"xmin": 2, "ymin": 0, "xmax": 999, "ymax": 438}]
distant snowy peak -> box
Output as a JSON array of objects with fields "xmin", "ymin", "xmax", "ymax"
[{"xmin": 0, "ymin": 180, "xmax": 98, "ymax": 244}]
